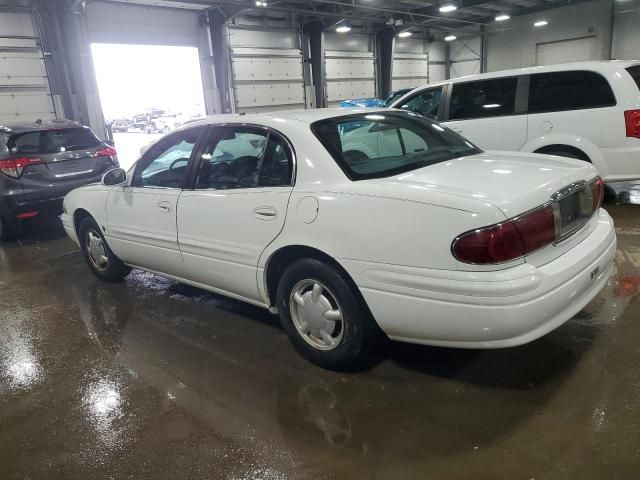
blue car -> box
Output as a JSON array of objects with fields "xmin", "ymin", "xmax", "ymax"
[{"xmin": 339, "ymin": 88, "xmax": 414, "ymax": 109}]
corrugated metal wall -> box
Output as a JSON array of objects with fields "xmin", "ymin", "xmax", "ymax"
[{"xmin": 0, "ymin": 4, "xmax": 55, "ymax": 125}]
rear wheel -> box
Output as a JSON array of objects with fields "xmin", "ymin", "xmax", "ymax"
[
  {"xmin": 276, "ymin": 258, "xmax": 380, "ymax": 371},
  {"xmin": 78, "ymin": 217, "xmax": 131, "ymax": 282}
]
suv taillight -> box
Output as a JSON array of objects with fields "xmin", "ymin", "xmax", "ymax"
[
  {"xmin": 452, "ymin": 176, "xmax": 603, "ymax": 264},
  {"xmin": 95, "ymin": 146, "xmax": 117, "ymax": 158},
  {"xmin": 624, "ymin": 110, "xmax": 640, "ymax": 139},
  {"xmin": 0, "ymin": 157, "xmax": 44, "ymax": 178}
]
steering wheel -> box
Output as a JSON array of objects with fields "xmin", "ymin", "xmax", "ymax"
[{"xmin": 169, "ymin": 157, "xmax": 189, "ymax": 171}]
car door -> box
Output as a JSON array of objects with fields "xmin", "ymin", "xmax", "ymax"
[
  {"xmin": 177, "ymin": 125, "xmax": 294, "ymax": 302},
  {"xmin": 443, "ymin": 76, "xmax": 528, "ymax": 151},
  {"xmin": 105, "ymin": 127, "xmax": 205, "ymax": 275}
]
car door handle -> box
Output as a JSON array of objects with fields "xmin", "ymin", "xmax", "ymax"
[
  {"xmin": 254, "ymin": 206, "xmax": 277, "ymax": 220},
  {"xmin": 157, "ymin": 201, "xmax": 172, "ymax": 213}
]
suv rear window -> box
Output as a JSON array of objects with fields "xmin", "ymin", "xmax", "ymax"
[
  {"xmin": 7, "ymin": 128, "xmax": 101, "ymax": 155},
  {"xmin": 449, "ymin": 77, "xmax": 518, "ymax": 120},
  {"xmin": 528, "ymin": 70, "xmax": 616, "ymax": 114},
  {"xmin": 311, "ymin": 111, "xmax": 481, "ymax": 181},
  {"xmin": 626, "ymin": 66, "xmax": 640, "ymax": 91}
]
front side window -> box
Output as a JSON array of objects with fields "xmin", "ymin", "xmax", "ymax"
[
  {"xmin": 449, "ymin": 77, "xmax": 518, "ymax": 120},
  {"xmin": 311, "ymin": 111, "xmax": 481, "ymax": 181},
  {"xmin": 7, "ymin": 128, "xmax": 101, "ymax": 154},
  {"xmin": 396, "ymin": 87, "xmax": 443, "ymax": 120},
  {"xmin": 195, "ymin": 127, "xmax": 292, "ymax": 190},
  {"xmin": 528, "ymin": 70, "xmax": 616, "ymax": 114},
  {"xmin": 134, "ymin": 127, "xmax": 202, "ymax": 188}
]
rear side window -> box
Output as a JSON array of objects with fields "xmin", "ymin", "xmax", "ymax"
[
  {"xmin": 449, "ymin": 77, "xmax": 518, "ymax": 121},
  {"xmin": 7, "ymin": 128, "xmax": 101, "ymax": 154},
  {"xmin": 626, "ymin": 66, "xmax": 640, "ymax": 91},
  {"xmin": 528, "ymin": 71, "xmax": 616, "ymax": 114}
]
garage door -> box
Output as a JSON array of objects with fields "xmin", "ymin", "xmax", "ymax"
[
  {"xmin": 392, "ymin": 53, "xmax": 429, "ymax": 90},
  {"xmin": 0, "ymin": 9, "xmax": 55, "ymax": 124},
  {"xmin": 536, "ymin": 37, "xmax": 598, "ymax": 66},
  {"xmin": 228, "ymin": 28, "xmax": 305, "ymax": 113},
  {"xmin": 324, "ymin": 32, "xmax": 376, "ymax": 106}
]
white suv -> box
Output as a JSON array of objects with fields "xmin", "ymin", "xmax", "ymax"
[{"xmin": 391, "ymin": 61, "xmax": 640, "ymax": 182}]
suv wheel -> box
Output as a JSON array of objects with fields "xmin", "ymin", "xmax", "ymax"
[
  {"xmin": 78, "ymin": 217, "xmax": 131, "ymax": 282},
  {"xmin": 276, "ymin": 258, "xmax": 380, "ymax": 370}
]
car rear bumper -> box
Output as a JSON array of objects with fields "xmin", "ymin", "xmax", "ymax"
[{"xmin": 341, "ymin": 208, "xmax": 616, "ymax": 348}]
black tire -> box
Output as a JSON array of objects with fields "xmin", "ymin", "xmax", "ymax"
[
  {"xmin": 78, "ymin": 217, "xmax": 131, "ymax": 282},
  {"xmin": 276, "ymin": 258, "xmax": 380, "ymax": 371},
  {"xmin": 0, "ymin": 215, "xmax": 15, "ymax": 242}
]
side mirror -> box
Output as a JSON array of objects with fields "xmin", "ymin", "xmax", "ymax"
[{"xmin": 102, "ymin": 168, "xmax": 127, "ymax": 186}]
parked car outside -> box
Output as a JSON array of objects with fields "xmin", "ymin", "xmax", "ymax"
[
  {"xmin": 132, "ymin": 108, "xmax": 166, "ymax": 123},
  {"xmin": 0, "ymin": 119, "xmax": 118, "ymax": 241},
  {"xmin": 61, "ymin": 109, "xmax": 615, "ymax": 370},
  {"xmin": 390, "ymin": 60, "xmax": 640, "ymax": 182},
  {"xmin": 109, "ymin": 118, "xmax": 132, "ymax": 133}
]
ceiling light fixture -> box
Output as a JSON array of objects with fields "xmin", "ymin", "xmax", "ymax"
[
  {"xmin": 255, "ymin": 0, "xmax": 267, "ymax": 6},
  {"xmin": 495, "ymin": 14, "xmax": 510, "ymax": 21},
  {"xmin": 336, "ymin": 24, "xmax": 352, "ymax": 33},
  {"xmin": 439, "ymin": 4, "xmax": 458, "ymax": 12},
  {"xmin": 444, "ymin": 35, "xmax": 457, "ymax": 42},
  {"xmin": 398, "ymin": 30, "xmax": 413, "ymax": 38},
  {"xmin": 534, "ymin": 20, "xmax": 548, "ymax": 27}
]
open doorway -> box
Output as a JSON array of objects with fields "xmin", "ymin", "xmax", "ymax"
[{"xmin": 91, "ymin": 43, "xmax": 207, "ymax": 169}]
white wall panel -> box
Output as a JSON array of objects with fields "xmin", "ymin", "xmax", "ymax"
[
  {"xmin": 0, "ymin": 8, "xmax": 55, "ymax": 123},
  {"xmin": 450, "ymin": 37, "xmax": 481, "ymax": 79},
  {"xmin": 428, "ymin": 64, "xmax": 447, "ymax": 83},
  {"xmin": 486, "ymin": 0, "xmax": 612, "ymax": 71},
  {"xmin": 325, "ymin": 49, "xmax": 376, "ymax": 103},
  {"xmin": 612, "ymin": 2, "xmax": 640, "ymax": 60},
  {"xmin": 536, "ymin": 36, "xmax": 599, "ymax": 66}
]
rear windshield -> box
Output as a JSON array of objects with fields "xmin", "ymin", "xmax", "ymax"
[
  {"xmin": 310, "ymin": 111, "xmax": 481, "ymax": 181},
  {"xmin": 7, "ymin": 127, "xmax": 101, "ymax": 155},
  {"xmin": 627, "ymin": 66, "xmax": 640, "ymax": 91}
]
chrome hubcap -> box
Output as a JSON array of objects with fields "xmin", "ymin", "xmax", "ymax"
[
  {"xmin": 290, "ymin": 280, "xmax": 344, "ymax": 351},
  {"xmin": 86, "ymin": 230, "xmax": 108, "ymax": 271}
]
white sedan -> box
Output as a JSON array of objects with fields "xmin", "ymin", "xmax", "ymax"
[{"xmin": 62, "ymin": 108, "xmax": 616, "ymax": 370}]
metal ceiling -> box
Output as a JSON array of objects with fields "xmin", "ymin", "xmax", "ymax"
[{"xmin": 97, "ymin": 0, "xmax": 593, "ymax": 36}]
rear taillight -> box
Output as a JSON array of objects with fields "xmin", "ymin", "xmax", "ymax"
[
  {"xmin": 95, "ymin": 146, "xmax": 117, "ymax": 158},
  {"xmin": 453, "ymin": 205, "xmax": 556, "ymax": 264},
  {"xmin": 453, "ymin": 177, "xmax": 604, "ymax": 264},
  {"xmin": 624, "ymin": 110, "xmax": 640, "ymax": 139},
  {"xmin": 451, "ymin": 222, "xmax": 525, "ymax": 264},
  {"xmin": 0, "ymin": 157, "xmax": 44, "ymax": 178},
  {"xmin": 590, "ymin": 176, "xmax": 604, "ymax": 211}
]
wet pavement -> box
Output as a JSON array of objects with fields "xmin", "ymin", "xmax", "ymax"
[{"xmin": 1, "ymin": 200, "xmax": 640, "ymax": 479}]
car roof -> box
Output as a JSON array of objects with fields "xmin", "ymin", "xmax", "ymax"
[
  {"xmin": 405, "ymin": 60, "xmax": 640, "ymax": 90},
  {"xmin": 0, "ymin": 119, "xmax": 84, "ymax": 135},
  {"xmin": 183, "ymin": 108, "xmax": 398, "ymax": 129}
]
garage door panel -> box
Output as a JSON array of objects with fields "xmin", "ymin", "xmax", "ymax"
[
  {"xmin": 234, "ymin": 83, "xmax": 305, "ymax": 108},
  {"xmin": 232, "ymin": 57, "xmax": 303, "ymax": 82},
  {"xmin": 0, "ymin": 11, "xmax": 36, "ymax": 37},
  {"xmin": 325, "ymin": 58, "xmax": 375, "ymax": 80},
  {"xmin": 326, "ymin": 80, "xmax": 375, "ymax": 103},
  {"xmin": 0, "ymin": 92, "xmax": 55, "ymax": 122},
  {"xmin": 393, "ymin": 58, "xmax": 429, "ymax": 79}
]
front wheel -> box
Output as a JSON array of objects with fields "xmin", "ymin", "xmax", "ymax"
[
  {"xmin": 78, "ymin": 217, "xmax": 131, "ymax": 282},
  {"xmin": 277, "ymin": 258, "xmax": 380, "ymax": 371}
]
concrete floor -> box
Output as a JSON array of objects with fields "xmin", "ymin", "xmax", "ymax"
[{"xmin": 1, "ymin": 201, "xmax": 640, "ymax": 479}]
